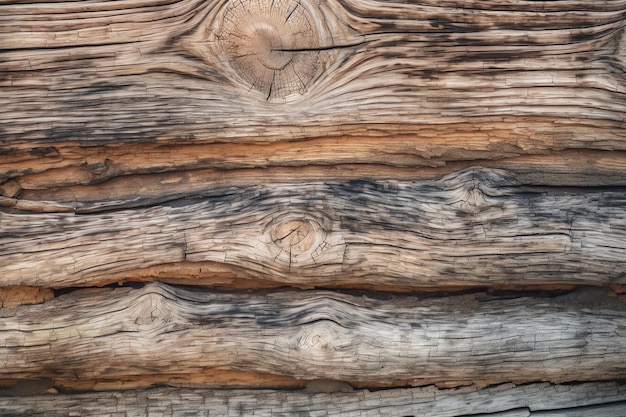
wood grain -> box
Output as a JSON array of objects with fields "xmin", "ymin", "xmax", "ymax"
[
  {"xmin": 1, "ymin": 0, "xmax": 625, "ymax": 183},
  {"xmin": 1, "ymin": 382, "xmax": 626, "ymax": 416},
  {"xmin": 2, "ymin": 168, "xmax": 625, "ymax": 288},
  {"xmin": 2, "ymin": 0, "xmax": 625, "ymax": 403},
  {"xmin": 0, "ymin": 283, "xmax": 624, "ymax": 385},
  {"xmin": 6, "ymin": 151, "xmax": 626, "ymax": 207}
]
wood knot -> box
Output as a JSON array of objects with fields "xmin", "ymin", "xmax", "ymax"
[
  {"xmin": 294, "ymin": 320, "xmax": 339, "ymax": 355},
  {"xmin": 271, "ymin": 218, "xmax": 317, "ymax": 256},
  {"xmin": 217, "ymin": 0, "xmax": 322, "ymax": 101},
  {"xmin": 265, "ymin": 214, "xmax": 335, "ymax": 270}
]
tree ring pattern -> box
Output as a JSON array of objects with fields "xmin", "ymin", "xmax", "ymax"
[{"xmin": 218, "ymin": 0, "xmax": 322, "ymax": 100}]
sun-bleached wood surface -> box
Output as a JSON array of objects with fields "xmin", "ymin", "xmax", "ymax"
[
  {"xmin": 2, "ymin": 168, "xmax": 625, "ymax": 289},
  {"xmin": 1, "ymin": 283, "xmax": 624, "ymax": 385},
  {"xmin": 2, "ymin": 0, "xmax": 626, "ymax": 407},
  {"xmin": 1, "ymin": 382, "xmax": 626, "ymax": 416},
  {"xmin": 1, "ymin": 0, "xmax": 626, "ymax": 186}
]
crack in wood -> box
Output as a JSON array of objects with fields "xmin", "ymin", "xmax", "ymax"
[{"xmin": 272, "ymin": 41, "xmax": 366, "ymax": 52}]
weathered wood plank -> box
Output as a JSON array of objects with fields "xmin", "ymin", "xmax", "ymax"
[
  {"xmin": 1, "ymin": 0, "xmax": 625, "ymax": 181},
  {"xmin": 7, "ymin": 151, "xmax": 626, "ymax": 206},
  {"xmin": 0, "ymin": 381, "xmax": 625, "ymax": 416},
  {"xmin": 1, "ymin": 168, "xmax": 625, "ymax": 288},
  {"xmin": 0, "ymin": 283, "xmax": 624, "ymax": 385}
]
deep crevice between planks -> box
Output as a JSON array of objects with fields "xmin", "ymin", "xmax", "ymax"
[{"xmin": 17, "ymin": 281, "xmax": 625, "ymax": 306}]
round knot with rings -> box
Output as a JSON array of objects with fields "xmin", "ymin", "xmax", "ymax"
[
  {"xmin": 295, "ymin": 320, "xmax": 340, "ymax": 355},
  {"xmin": 218, "ymin": 0, "xmax": 322, "ymax": 101},
  {"xmin": 271, "ymin": 218, "xmax": 318, "ymax": 257}
]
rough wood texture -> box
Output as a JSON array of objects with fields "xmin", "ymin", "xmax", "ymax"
[
  {"xmin": 0, "ymin": 287, "xmax": 53, "ymax": 308},
  {"xmin": 1, "ymin": 382, "xmax": 625, "ymax": 416},
  {"xmin": 1, "ymin": 283, "xmax": 624, "ymax": 385},
  {"xmin": 0, "ymin": 369, "xmax": 307, "ymax": 394},
  {"xmin": 2, "ymin": 0, "xmax": 626, "ymax": 404},
  {"xmin": 6, "ymin": 152, "xmax": 626, "ymax": 211},
  {"xmin": 2, "ymin": 168, "xmax": 624, "ymax": 289},
  {"xmin": 1, "ymin": 0, "xmax": 625, "ymax": 184}
]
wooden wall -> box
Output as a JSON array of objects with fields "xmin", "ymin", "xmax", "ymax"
[{"xmin": 1, "ymin": 0, "xmax": 625, "ymax": 415}]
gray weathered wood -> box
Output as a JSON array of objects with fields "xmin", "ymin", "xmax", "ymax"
[
  {"xmin": 1, "ymin": 382, "xmax": 625, "ymax": 416},
  {"xmin": 1, "ymin": 168, "xmax": 625, "ymax": 288},
  {"xmin": 0, "ymin": 282, "xmax": 624, "ymax": 385}
]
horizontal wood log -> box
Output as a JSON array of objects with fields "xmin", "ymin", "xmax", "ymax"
[
  {"xmin": 1, "ymin": 0, "xmax": 626, "ymax": 182},
  {"xmin": 2, "ymin": 168, "xmax": 625, "ymax": 288},
  {"xmin": 1, "ymin": 382, "xmax": 626, "ymax": 416},
  {"xmin": 0, "ymin": 283, "xmax": 624, "ymax": 385}
]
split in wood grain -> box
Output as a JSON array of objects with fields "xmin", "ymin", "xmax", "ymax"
[
  {"xmin": 95, "ymin": 263, "xmax": 598, "ymax": 293},
  {"xmin": 0, "ymin": 370, "xmax": 429, "ymax": 394}
]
